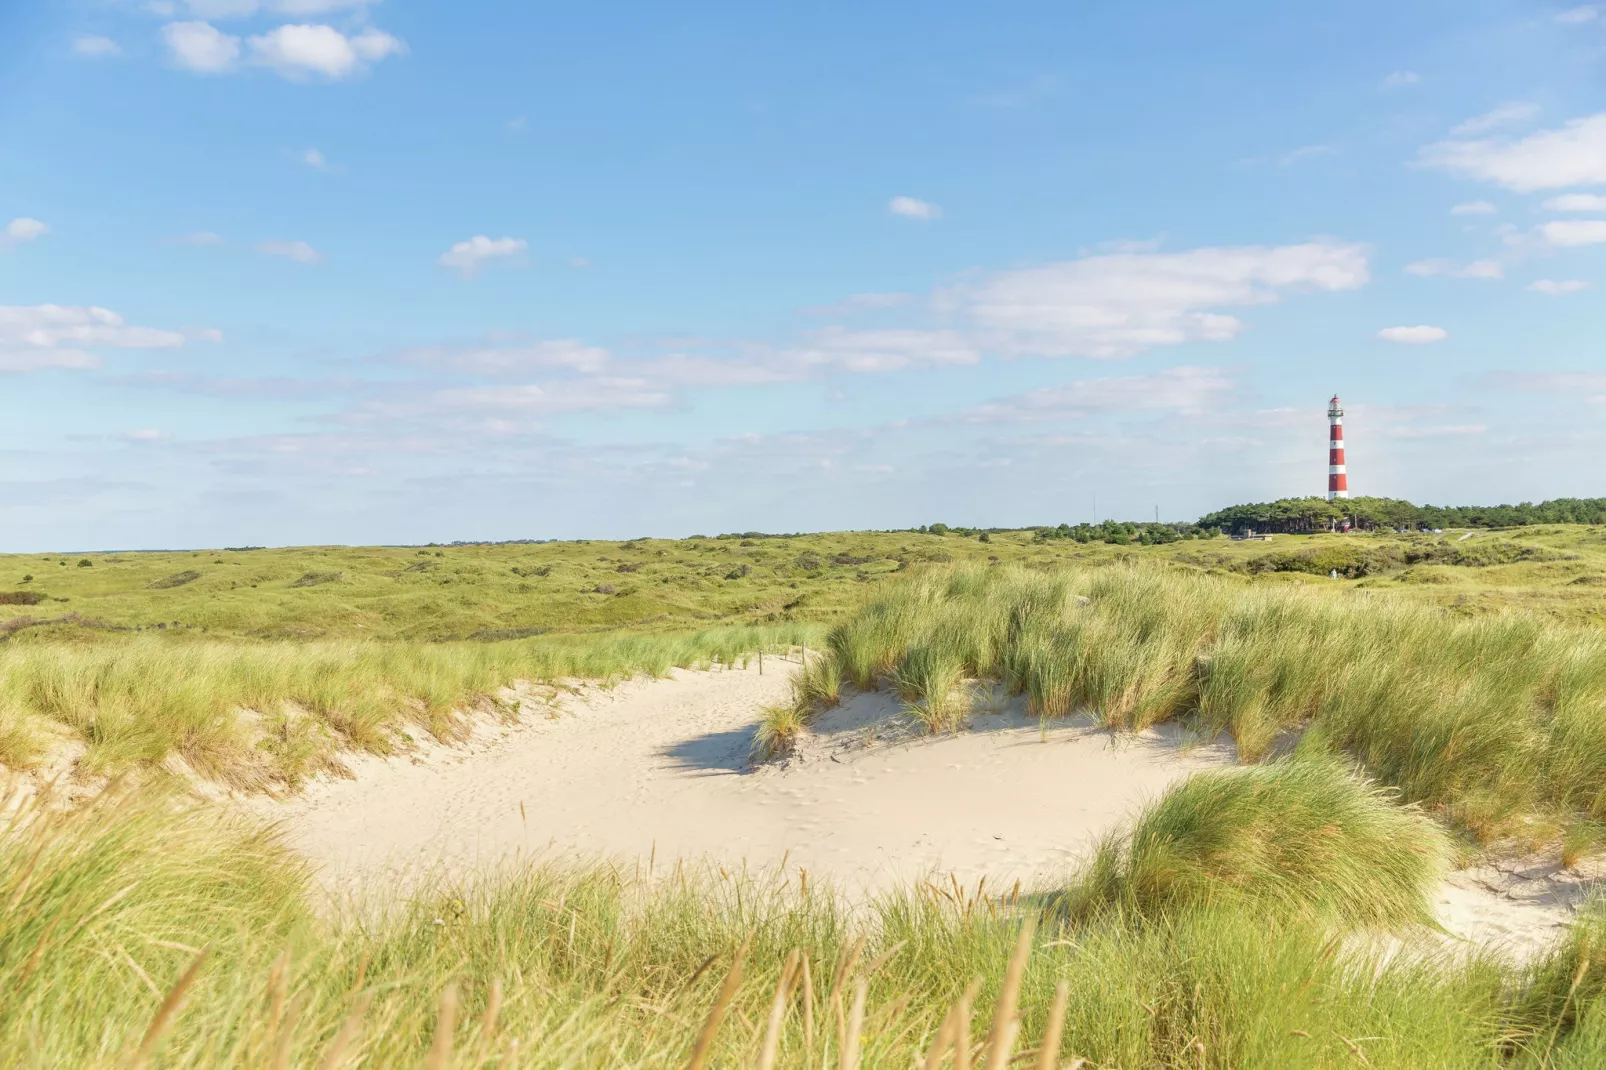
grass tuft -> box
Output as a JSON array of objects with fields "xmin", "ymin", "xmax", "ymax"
[{"xmin": 1063, "ymin": 757, "xmax": 1451, "ymax": 928}]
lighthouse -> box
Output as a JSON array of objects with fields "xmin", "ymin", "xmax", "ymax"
[{"xmin": 1327, "ymin": 395, "xmax": 1349, "ymax": 500}]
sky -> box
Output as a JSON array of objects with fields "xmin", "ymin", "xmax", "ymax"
[{"xmin": 1, "ymin": 0, "xmax": 1604, "ymax": 549}]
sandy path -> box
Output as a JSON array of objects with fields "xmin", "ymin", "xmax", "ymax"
[
  {"xmin": 257, "ymin": 661, "xmax": 1600, "ymax": 958},
  {"xmin": 257, "ymin": 661, "xmax": 1231, "ymax": 900}
]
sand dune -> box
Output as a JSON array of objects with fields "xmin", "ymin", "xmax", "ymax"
[{"xmin": 255, "ymin": 659, "xmax": 1599, "ymax": 957}]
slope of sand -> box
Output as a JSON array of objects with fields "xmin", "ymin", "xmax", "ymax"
[{"xmin": 255, "ymin": 660, "xmax": 1600, "ymax": 957}]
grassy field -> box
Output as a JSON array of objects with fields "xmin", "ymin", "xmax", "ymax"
[
  {"xmin": 3, "ymin": 524, "xmax": 1606, "ymax": 790},
  {"xmin": 5, "ymin": 761, "xmax": 1605, "ymax": 1069},
  {"xmin": 3, "ymin": 524, "xmax": 1606, "ymax": 643}
]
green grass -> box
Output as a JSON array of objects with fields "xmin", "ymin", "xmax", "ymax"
[
  {"xmin": 0, "ymin": 625, "xmax": 816, "ymax": 789},
  {"xmin": 7, "ymin": 523, "xmax": 1606, "ymax": 794},
  {"xmin": 1064, "ymin": 757, "xmax": 1451, "ymax": 927},
  {"xmin": 3, "ymin": 778, "xmax": 1604, "ymax": 1068},
  {"xmin": 801, "ymin": 563, "xmax": 1606, "ymax": 839}
]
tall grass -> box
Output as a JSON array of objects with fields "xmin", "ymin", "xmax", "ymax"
[
  {"xmin": 0, "ymin": 623, "xmax": 818, "ymax": 788},
  {"xmin": 1064, "ymin": 757, "xmax": 1451, "ymax": 927},
  {"xmin": 2, "ymin": 782, "xmax": 1603, "ymax": 1068},
  {"xmin": 804, "ymin": 565, "xmax": 1606, "ymax": 836}
]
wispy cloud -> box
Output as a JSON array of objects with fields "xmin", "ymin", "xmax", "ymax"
[
  {"xmin": 888, "ymin": 196, "xmax": 941, "ymax": 221},
  {"xmin": 1451, "ymin": 102, "xmax": 1540, "ymax": 136},
  {"xmin": 0, "ymin": 218, "xmax": 48, "ymax": 250},
  {"xmin": 1450, "ymin": 200, "xmax": 1497, "ymax": 216},
  {"xmin": 1380, "ymin": 70, "xmax": 1420, "ymax": 89},
  {"xmin": 437, "ymin": 235, "xmax": 528, "ymax": 278},
  {"xmin": 1377, "ymin": 325, "xmax": 1448, "ymax": 343},
  {"xmin": 1539, "ymin": 220, "xmax": 1606, "ymax": 246},
  {"xmin": 1420, "ymin": 111, "xmax": 1606, "ymax": 192},
  {"xmin": 0, "ymin": 304, "xmax": 209, "ymax": 372},
  {"xmin": 257, "ymin": 238, "xmax": 323, "ymax": 263},
  {"xmin": 1528, "ymin": 279, "xmax": 1592, "ymax": 294},
  {"xmin": 73, "ymin": 34, "xmax": 121, "ymax": 57},
  {"xmin": 1405, "ymin": 258, "xmax": 1503, "ymax": 279}
]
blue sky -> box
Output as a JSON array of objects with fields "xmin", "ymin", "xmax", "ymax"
[{"xmin": 2, "ymin": 0, "xmax": 1604, "ymax": 549}]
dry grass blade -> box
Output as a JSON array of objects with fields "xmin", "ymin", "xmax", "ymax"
[
  {"xmin": 124, "ymin": 948, "xmax": 209, "ymax": 1070},
  {"xmin": 266, "ymin": 949, "xmax": 291, "ymax": 1040},
  {"xmin": 862, "ymin": 940, "xmax": 906, "ymax": 978},
  {"xmin": 955, "ymin": 978, "xmax": 982, "ymax": 1070},
  {"xmin": 685, "ymin": 938, "xmax": 749, "ymax": 1070},
  {"xmin": 1035, "ymin": 980, "xmax": 1069, "ymax": 1070},
  {"xmin": 838, "ymin": 978, "xmax": 868, "ymax": 1070},
  {"xmin": 829, "ymin": 936, "xmax": 866, "ymax": 1053},
  {"xmin": 315, "ymin": 991, "xmax": 373, "ymax": 1070},
  {"xmin": 802, "ymin": 952, "xmax": 816, "ymax": 1064},
  {"xmin": 270, "ymin": 991, "xmax": 307, "ymax": 1070},
  {"xmin": 756, "ymin": 950, "xmax": 802, "ymax": 1070},
  {"xmin": 982, "ymin": 916, "xmax": 1038, "ymax": 1070},
  {"xmin": 919, "ymin": 1003, "xmax": 958, "ymax": 1070},
  {"xmin": 425, "ymin": 981, "xmax": 459, "ymax": 1070},
  {"xmin": 480, "ymin": 976, "xmax": 504, "ymax": 1049}
]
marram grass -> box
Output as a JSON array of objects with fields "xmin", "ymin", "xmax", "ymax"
[
  {"xmin": 0, "ymin": 623, "xmax": 818, "ymax": 788},
  {"xmin": 1063, "ymin": 756, "xmax": 1451, "ymax": 927},
  {"xmin": 3, "ymin": 781, "xmax": 1604, "ymax": 1068},
  {"xmin": 767, "ymin": 564, "xmax": 1606, "ymax": 836}
]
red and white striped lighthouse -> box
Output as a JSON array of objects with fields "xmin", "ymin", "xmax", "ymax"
[{"xmin": 1327, "ymin": 395, "xmax": 1349, "ymax": 500}]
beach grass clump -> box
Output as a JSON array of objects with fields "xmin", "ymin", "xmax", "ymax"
[
  {"xmin": 1063, "ymin": 757, "xmax": 1451, "ymax": 928},
  {"xmin": 9, "ymin": 781, "xmax": 1606, "ymax": 1068}
]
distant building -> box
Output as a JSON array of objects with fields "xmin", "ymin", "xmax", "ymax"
[{"xmin": 1327, "ymin": 395, "xmax": 1349, "ymax": 501}]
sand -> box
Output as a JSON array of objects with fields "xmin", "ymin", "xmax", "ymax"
[{"xmin": 255, "ymin": 659, "xmax": 1600, "ymax": 958}]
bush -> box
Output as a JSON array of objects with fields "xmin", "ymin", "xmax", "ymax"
[
  {"xmin": 147, "ymin": 571, "xmax": 203, "ymax": 590},
  {"xmin": 0, "ymin": 591, "xmax": 47, "ymax": 606}
]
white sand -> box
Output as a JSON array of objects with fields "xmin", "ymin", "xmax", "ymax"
[{"xmin": 255, "ymin": 660, "xmax": 1599, "ymax": 957}]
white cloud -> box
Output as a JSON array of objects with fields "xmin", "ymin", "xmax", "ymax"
[
  {"xmin": 0, "ymin": 218, "xmax": 48, "ymax": 250},
  {"xmin": 1378, "ymin": 325, "xmax": 1449, "ymax": 344},
  {"xmin": 1544, "ymin": 193, "xmax": 1606, "ymax": 211},
  {"xmin": 257, "ymin": 239, "xmax": 323, "ymax": 263},
  {"xmin": 247, "ymin": 24, "xmax": 405, "ymax": 80},
  {"xmin": 888, "ymin": 196, "xmax": 941, "ymax": 221},
  {"xmin": 1540, "ymin": 220, "xmax": 1606, "ymax": 246},
  {"xmin": 162, "ymin": 21, "xmax": 240, "ymax": 73},
  {"xmin": 1528, "ymin": 279, "xmax": 1592, "ymax": 294},
  {"xmin": 1420, "ymin": 112, "xmax": 1606, "ymax": 192},
  {"xmin": 73, "ymin": 35, "xmax": 122, "ymax": 57},
  {"xmin": 958, "ymin": 366, "xmax": 1236, "ymax": 423},
  {"xmin": 273, "ymin": 0, "xmax": 380, "ymax": 13},
  {"xmin": 302, "ymin": 147, "xmax": 327, "ymax": 169},
  {"xmin": 1405, "ymin": 258, "xmax": 1503, "ymax": 279},
  {"xmin": 0, "ymin": 305, "xmax": 201, "ymax": 372},
  {"xmin": 788, "ymin": 328, "xmax": 980, "ymax": 372},
  {"xmin": 399, "ymin": 339, "xmax": 610, "ymax": 377},
  {"xmin": 942, "ymin": 241, "xmax": 1370, "ymax": 359},
  {"xmin": 1555, "ymin": 5, "xmax": 1602, "ymax": 23},
  {"xmin": 1380, "ymin": 70, "xmax": 1421, "ymax": 89},
  {"xmin": 437, "ymin": 235, "xmax": 527, "ymax": 278},
  {"xmin": 1450, "ymin": 200, "xmax": 1498, "ymax": 216},
  {"xmin": 1450, "ymin": 103, "xmax": 1540, "ymax": 137},
  {"xmin": 123, "ymin": 428, "xmax": 170, "ymax": 442},
  {"xmin": 183, "ymin": 0, "xmax": 260, "ymax": 16}
]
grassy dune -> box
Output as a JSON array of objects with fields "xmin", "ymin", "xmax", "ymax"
[
  {"xmin": 0, "ymin": 624, "xmax": 815, "ymax": 787},
  {"xmin": 4, "ymin": 524, "xmax": 1606, "ymax": 791},
  {"xmin": 768, "ymin": 564, "xmax": 1606, "ymax": 839},
  {"xmin": 4, "ymin": 766, "xmax": 1604, "ymax": 1068}
]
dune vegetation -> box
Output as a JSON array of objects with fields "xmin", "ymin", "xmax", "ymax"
[
  {"xmin": 7, "ymin": 523, "xmax": 1606, "ymax": 791},
  {"xmin": 760, "ymin": 564, "xmax": 1606, "ymax": 840},
  {"xmin": 4, "ymin": 762, "xmax": 1605, "ymax": 1069}
]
